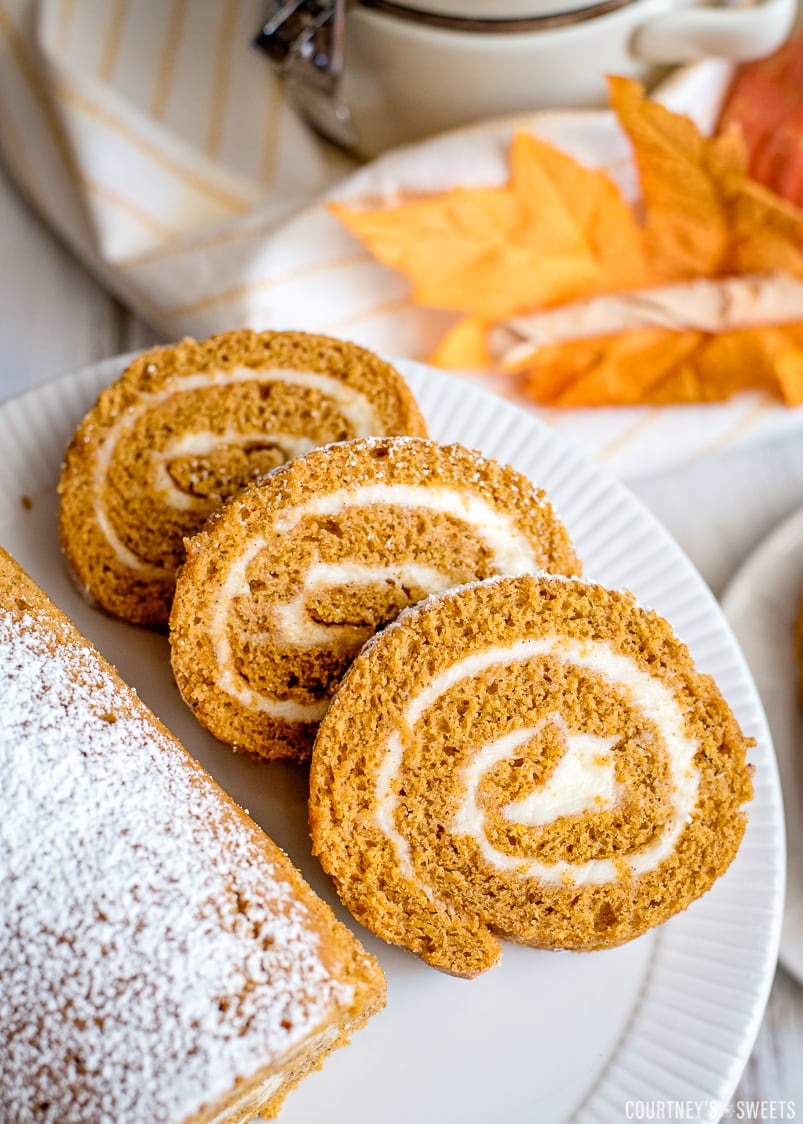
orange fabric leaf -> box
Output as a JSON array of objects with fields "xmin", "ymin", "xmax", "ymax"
[
  {"xmin": 777, "ymin": 345, "xmax": 803, "ymax": 405},
  {"xmin": 607, "ymin": 76, "xmax": 735, "ymax": 281},
  {"xmin": 507, "ymin": 131, "xmax": 650, "ymax": 294},
  {"xmin": 332, "ymin": 76, "xmax": 803, "ymax": 409},
  {"xmin": 520, "ymin": 329, "xmax": 703, "ymax": 407},
  {"xmin": 429, "ymin": 316, "xmax": 494, "ymax": 370},
  {"xmin": 717, "ymin": 29, "xmax": 803, "ymax": 207},
  {"xmin": 330, "ymin": 189, "xmax": 595, "ymax": 319},
  {"xmin": 330, "ymin": 129, "xmax": 650, "ymax": 319},
  {"xmin": 517, "ymin": 323, "xmax": 803, "ymax": 407},
  {"xmin": 723, "ymin": 178, "xmax": 803, "ymax": 278},
  {"xmin": 609, "ymin": 76, "xmax": 803, "ymax": 282}
]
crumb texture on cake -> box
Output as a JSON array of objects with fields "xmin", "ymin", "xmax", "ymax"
[
  {"xmin": 308, "ymin": 574, "xmax": 753, "ymax": 978},
  {"xmin": 57, "ymin": 330, "xmax": 427, "ymax": 626},
  {"xmin": 0, "ymin": 548, "xmax": 384, "ymax": 1124},
  {"xmin": 169, "ymin": 436, "xmax": 580, "ymax": 763}
]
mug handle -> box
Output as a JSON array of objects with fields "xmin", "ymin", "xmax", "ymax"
[{"xmin": 633, "ymin": 0, "xmax": 796, "ymax": 63}]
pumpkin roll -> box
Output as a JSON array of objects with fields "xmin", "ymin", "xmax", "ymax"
[
  {"xmin": 169, "ymin": 436, "xmax": 580, "ymax": 762},
  {"xmin": 0, "ymin": 546, "xmax": 385, "ymax": 1124},
  {"xmin": 309, "ymin": 574, "xmax": 753, "ymax": 978},
  {"xmin": 58, "ymin": 330, "xmax": 427, "ymax": 626}
]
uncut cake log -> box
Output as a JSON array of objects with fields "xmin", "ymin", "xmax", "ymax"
[{"xmin": 0, "ymin": 546, "xmax": 385, "ymax": 1123}]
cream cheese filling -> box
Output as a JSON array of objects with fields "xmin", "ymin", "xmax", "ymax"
[
  {"xmin": 203, "ymin": 1024, "xmax": 339, "ymax": 1124},
  {"xmin": 272, "ymin": 561, "xmax": 453, "ymax": 648},
  {"xmin": 212, "ymin": 534, "xmax": 330, "ymax": 723},
  {"xmin": 205, "ymin": 1072, "xmax": 284, "ymax": 1124},
  {"xmin": 151, "ymin": 429, "xmax": 320, "ymax": 512},
  {"xmin": 374, "ymin": 636, "xmax": 700, "ymax": 888},
  {"xmin": 469, "ymin": 717, "xmax": 621, "ymax": 827},
  {"xmin": 272, "ymin": 484, "xmax": 539, "ymax": 574}
]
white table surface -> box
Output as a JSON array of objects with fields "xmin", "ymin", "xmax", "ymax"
[{"xmin": 2, "ymin": 148, "xmax": 803, "ymax": 1119}]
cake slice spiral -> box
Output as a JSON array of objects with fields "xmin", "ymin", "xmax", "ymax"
[
  {"xmin": 58, "ymin": 330, "xmax": 427, "ymax": 625},
  {"xmin": 309, "ymin": 574, "xmax": 754, "ymax": 977},
  {"xmin": 169, "ymin": 437, "xmax": 580, "ymax": 762}
]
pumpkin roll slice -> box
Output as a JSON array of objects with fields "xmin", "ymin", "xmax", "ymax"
[
  {"xmin": 169, "ymin": 437, "xmax": 580, "ymax": 762},
  {"xmin": 309, "ymin": 574, "xmax": 753, "ymax": 978},
  {"xmin": 58, "ymin": 330, "xmax": 427, "ymax": 626}
]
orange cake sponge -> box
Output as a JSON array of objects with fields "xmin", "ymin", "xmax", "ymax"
[
  {"xmin": 58, "ymin": 330, "xmax": 427, "ymax": 626},
  {"xmin": 309, "ymin": 574, "xmax": 753, "ymax": 977},
  {"xmin": 169, "ymin": 436, "xmax": 580, "ymax": 763},
  {"xmin": 0, "ymin": 547, "xmax": 385, "ymax": 1123}
]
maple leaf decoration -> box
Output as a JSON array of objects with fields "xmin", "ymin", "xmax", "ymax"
[
  {"xmin": 331, "ymin": 127, "xmax": 650, "ymax": 321},
  {"xmin": 331, "ymin": 75, "xmax": 803, "ymax": 408}
]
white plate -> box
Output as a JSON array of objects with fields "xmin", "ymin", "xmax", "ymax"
[
  {"xmin": 0, "ymin": 355, "xmax": 784, "ymax": 1124},
  {"xmin": 722, "ymin": 506, "xmax": 803, "ymax": 985}
]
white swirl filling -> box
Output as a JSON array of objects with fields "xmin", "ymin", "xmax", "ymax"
[
  {"xmin": 273, "ymin": 485, "xmax": 538, "ymax": 575},
  {"xmin": 91, "ymin": 367, "xmax": 384, "ymax": 576},
  {"xmin": 467, "ymin": 718, "xmax": 621, "ymax": 828},
  {"xmin": 272, "ymin": 561, "xmax": 453, "ymax": 648},
  {"xmin": 211, "ymin": 488, "xmax": 541, "ymax": 723},
  {"xmin": 374, "ymin": 637, "xmax": 700, "ymax": 887},
  {"xmin": 151, "ymin": 429, "xmax": 320, "ymax": 512},
  {"xmin": 205, "ymin": 1025, "xmax": 339, "ymax": 1124}
]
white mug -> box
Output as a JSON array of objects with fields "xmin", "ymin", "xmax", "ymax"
[{"xmin": 264, "ymin": 0, "xmax": 797, "ymax": 157}]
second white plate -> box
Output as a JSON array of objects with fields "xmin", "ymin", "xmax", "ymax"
[{"xmin": 723, "ymin": 505, "xmax": 803, "ymax": 985}]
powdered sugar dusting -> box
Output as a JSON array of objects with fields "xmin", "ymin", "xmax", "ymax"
[{"xmin": 0, "ymin": 602, "xmax": 353, "ymax": 1124}]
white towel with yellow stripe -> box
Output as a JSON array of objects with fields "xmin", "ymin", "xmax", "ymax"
[{"xmin": 1, "ymin": 0, "xmax": 802, "ymax": 477}]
